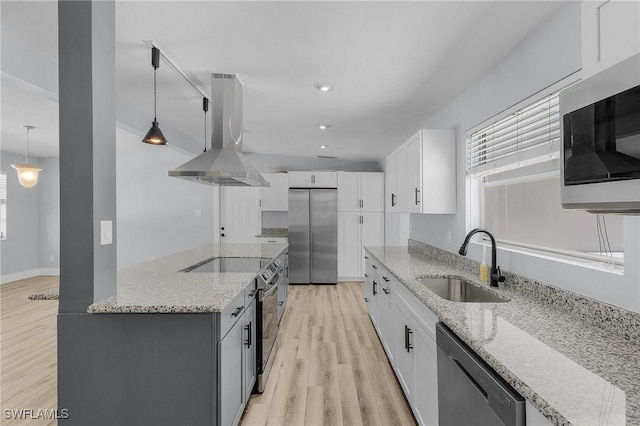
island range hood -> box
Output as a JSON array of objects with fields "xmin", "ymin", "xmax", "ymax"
[{"xmin": 168, "ymin": 73, "xmax": 269, "ymax": 187}]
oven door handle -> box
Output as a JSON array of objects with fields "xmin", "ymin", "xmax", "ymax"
[{"xmin": 259, "ymin": 281, "xmax": 279, "ymax": 301}]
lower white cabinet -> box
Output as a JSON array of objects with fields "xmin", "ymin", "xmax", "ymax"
[
  {"xmin": 338, "ymin": 212, "xmax": 383, "ymax": 279},
  {"xmin": 363, "ymin": 250, "xmax": 439, "ymax": 426},
  {"xmin": 219, "ymin": 298, "xmax": 256, "ymax": 426}
]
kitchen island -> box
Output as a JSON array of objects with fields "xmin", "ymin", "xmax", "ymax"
[
  {"xmin": 58, "ymin": 243, "xmax": 287, "ymax": 426},
  {"xmin": 364, "ymin": 241, "xmax": 640, "ymax": 426}
]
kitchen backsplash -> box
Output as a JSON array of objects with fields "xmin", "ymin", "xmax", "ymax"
[{"xmin": 408, "ymin": 239, "xmax": 640, "ymax": 345}]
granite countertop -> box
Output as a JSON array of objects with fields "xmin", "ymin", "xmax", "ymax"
[
  {"xmin": 255, "ymin": 228, "xmax": 288, "ymax": 238},
  {"xmin": 88, "ymin": 243, "xmax": 288, "ymax": 314},
  {"xmin": 365, "ymin": 245, "xmax": 640, "ymax": 426}
]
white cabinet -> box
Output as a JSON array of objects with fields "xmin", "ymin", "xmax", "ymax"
[
  {"xmin": 405, "ymin": 129, "xmax": 456, "ymax": 214},
  {"xmin": 338, "ymin": 172, "xmax": 384, "ymax": 212},
  {"xmin": 261, "ymin": 173, "xmax": 289, "ymax": 211},
  {"xmin": 288, "ymin": 171, "xmax": 337, "ymax": 188},
  {"xmin": 385, "ymin": 148, "xmax": 407, "ymax": 212},
  {"xmin": 220, "ymin": 187, "xmax": 261, "ymax": 243},
  {"xmin": 581, "ymin": 0, "xmax": 640, "ymax": 79},
  {"xmin": 338, "ymin": 212, "xmax": 383, "ymax": 279},
  {"xmin": 364, "ymin": 250, "xmax": 439, "ymax": 426},
  {"xmin": 385, "ymin": 129, "xmax": 456, "ymax": 214}
]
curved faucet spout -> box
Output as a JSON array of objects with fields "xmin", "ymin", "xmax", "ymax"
[{"xmin": 458, "ymin": 228, "xmax": 505, "ymax": 287}]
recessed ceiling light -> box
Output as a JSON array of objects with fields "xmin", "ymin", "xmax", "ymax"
[
  {"xmin": 320, "ymin": 145, "xmax": 328, "ymax": 149},
  {"xmin": 318, "ymin": 124, "xmax": 331, "ymax": 130},
  {"xmin": 314, "ymin": 82, "xmax": 332, "ymax": 92}
]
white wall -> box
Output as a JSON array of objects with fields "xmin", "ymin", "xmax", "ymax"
[
  {"xmin": 116, "ymin": 128, "xmax": 218, "ymax": 268},
  {"xmin": 38, "ymin": 156, "xmax": 59, "ymax": 273},
  {"xmin": 244, "ymin": 152, "xmax": 382, "ymax": 172},
  {"xmin": 409, "ymin": 2, "xmax": 640, "ymax": 313},
  {"xmin": 0, "ymin": 151, "xmax": 41, "ymax": 282}
]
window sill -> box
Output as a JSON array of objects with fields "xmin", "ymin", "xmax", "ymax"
[{"xmin": 471, "ymin": 240, "xmax": 624, "ymax": 276}]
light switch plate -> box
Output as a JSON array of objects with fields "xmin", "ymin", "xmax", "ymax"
[{"xmin": 101, "ymin": 220, "xmax": 113, "ymax": 245}]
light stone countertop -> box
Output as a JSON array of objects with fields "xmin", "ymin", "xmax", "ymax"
[
  {"xmin": 88, "ymin": 243, "xmax": 288, "ymax": 314},
  {"xmin": 365, "ymin": 245, "xmax": 640, "ymax": 426}
]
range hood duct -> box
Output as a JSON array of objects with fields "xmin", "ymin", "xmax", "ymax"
[{"xmin": 168, "ymin": 74, "xmax": 269, "ymax": 187}]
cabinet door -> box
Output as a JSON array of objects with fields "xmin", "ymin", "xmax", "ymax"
[
  {"xmin": 338, "ymin": 213, "xmax": 362, "ymax": 278},
  {"xmin": 288, "ymin": 171, "xmax": 313, "ymax": 188},
  {"xmin": 385, "ymin": 156, "xmax": 397, "ymax": 211},
  {"xmin": 261, "ymin": 173, "xmax": 289, "ymax": 211},
  {"xmin": 582, "ymin": 0, "xmax": 640, "ymax": 79},
  {"xmin": 338, "ymin": 172, "xmax": 361, "ymax": 211},
  {"xmin": 378, "ymin": 279, "xmax": 397, "ymax": 363},
  {"xmin": 395, "ymin": 306, "xmax": 415, "ymax": 403},
  {"xmin": 221, "ymin": 187, "xmax": 262, "ymax": 243},
  {"xmin": 395, "ymin": 148, "xmax": 407, "ymax": 212},
  {"xmin": 412, "ymin": 326, "xmax": 438, "ymax": 426},
  {"xmin": 219, "ymin": 319, "xmax": 244, "ymax": 426},
  {"xmin": 243, "ymin": 301, "xmax": 257, "ymax": 400},
  {"xmin": 361, "ymin": 173, "xmax": 385, "ymax": 212},
  {"xmin": 406, "ymin": 135, "xmax": 422, "ymax": 214},
  {"xmin": 313, "ymin": 172, "xmax": 338, "ymax": 188}
]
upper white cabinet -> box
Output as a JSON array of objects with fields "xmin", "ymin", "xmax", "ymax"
[
  {"xmin": 406, "ymin": 129, "xmax": 456, "ymax": 214},
  {"xmin": 261, "ymin": 172, "xmax": 289, "ymax": 211},
  {"xmin": 386, "ymin": 129, "xmax": 456, "ymax": 215},
  {"xmin": 338, "ymin": 172, "xmax": 384, "ymax": 212},
  {"xmin": 385, "ymin": 148, "xmax": 407, "ymax": 212},
  {"xmin": 581, "ymin": 0, "xmax": 640, "ymax": 79},
  {"xmin": 288, "ymin": 171, "xmax": 337, "ymax": 188}
]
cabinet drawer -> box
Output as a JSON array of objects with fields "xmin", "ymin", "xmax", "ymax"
[{"xmin": 220, "ymin": 291, "xmax": 246, "ymax": 340}]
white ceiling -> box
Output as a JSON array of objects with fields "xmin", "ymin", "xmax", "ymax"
[{"xmin": 1, "ymin": 1, "xmax": 566, "ymax": 161}]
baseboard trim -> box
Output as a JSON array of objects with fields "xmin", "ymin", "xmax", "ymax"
[
  {"xmin": 338, "ymin": 276, "xmax": 365, "ymax": 282},
  {"xmin": 1, "ymin": 268, "xmax": 60, "ymax": 285}
]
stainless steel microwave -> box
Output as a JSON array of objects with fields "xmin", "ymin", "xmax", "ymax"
[{"xmin": 560, "ymin": 54, "xmax": 640, "ymax": 214}]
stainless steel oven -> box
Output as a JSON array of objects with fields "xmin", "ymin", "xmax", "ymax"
[{"xmin": 256, "ymin": 260, "xmax": 281, "ymax": 393}]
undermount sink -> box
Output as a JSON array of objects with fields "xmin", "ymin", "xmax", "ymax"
[{"xmin": 420, "ymin": 277, "xmax": 507, "ymax": 303}]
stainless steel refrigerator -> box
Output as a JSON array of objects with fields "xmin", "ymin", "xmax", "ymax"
[{"xmin": 288, "ymin": 189, "xmax": 338, "ymax": 284}]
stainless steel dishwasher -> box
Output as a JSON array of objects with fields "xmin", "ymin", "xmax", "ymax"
[{"xmin": 436, "ymin": 323, "xmax": 525, "ymax": 426}]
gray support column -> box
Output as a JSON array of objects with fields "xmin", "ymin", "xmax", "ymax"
[{"xmin": 58, "ymin": 0, "xmax": 116, "ymax": 313}]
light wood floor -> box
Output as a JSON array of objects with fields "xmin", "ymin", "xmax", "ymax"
[
  {"xmin": 240, "ymin": 283, "xmax": 416, "ymax": 426},
  {"xmin": 0, "ymin": 279, "xmax": 415, "ymax": 426},
  {"xmin": 1, "ymin": 276, "xmax": 59, "ymax": 426}
]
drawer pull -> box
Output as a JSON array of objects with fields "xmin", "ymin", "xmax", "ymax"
[
  {"xmin": 248, "ymin": 289, "xmax": 257, "ymax": 298},
  {"xmin": 372, "ymin": 265, "xmax": 378, "ymax": 270},
  {"xmin": 382, "ymin": 276, "xmax": 390, "ymax": 282},
  {"xmin": 231, "ymin": 306, "xmax": 244, "ymax": 317},
  {"xmin": 382, "ymin": 288, "xmax": 390, "ymax": 295}
]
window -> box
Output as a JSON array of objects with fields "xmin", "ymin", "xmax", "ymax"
[
  {"xmin": 0, "ymin": 173, "xmax": 6, "ymax": 240},
  {"xmin": 467, "ymin": 88, "xmax": 624, "ymax": 267}
]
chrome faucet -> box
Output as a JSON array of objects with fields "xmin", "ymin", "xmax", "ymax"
[{"xmin": 458, "ymin": 228, "xmax": 505, "ymax": 287}]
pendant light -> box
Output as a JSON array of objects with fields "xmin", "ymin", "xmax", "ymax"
[
  {"xmin": 142, "ymin": 46, "xmax": 168, "ymax": 145},
  {"xmin": 202, "ymin": 96, "xmax": 209, "ymax": 152},
  {"xmin": 11, "ymin": 125, "xmax": 43, "ymax": 189}
]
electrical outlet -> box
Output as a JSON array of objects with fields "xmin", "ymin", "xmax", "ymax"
[{"xmin": 447, "ymin": 230, "xmax": 452, "ymax": 243}]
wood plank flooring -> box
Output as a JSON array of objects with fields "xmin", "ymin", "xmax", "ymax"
[
  {"xmin": 1, "ymin": 276, "xmax": 59, "ymax": 426},
  {"xmin": 0, "ymin": 278, "xmax": 415, "ymax": 426},
  {"xmin": 240, "ymin": 283, "xmax": 417, "ymax": 426}
]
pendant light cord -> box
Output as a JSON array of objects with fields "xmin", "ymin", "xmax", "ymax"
[
  {"xmin": 153, "ymin": 68, "xmax": 158, "ymax": 122},
  {"xmin": 24, "ymin": 126, "xmax": 33, "ymax": 164}
]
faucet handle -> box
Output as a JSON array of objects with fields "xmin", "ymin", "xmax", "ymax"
[{"xmin": 493, "ymin": 266, "xmax": 506, "ymax": 283}]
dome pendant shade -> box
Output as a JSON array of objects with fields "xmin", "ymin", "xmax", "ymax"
[
  {"xmin": 142, "ymin": 120, "xmax": 167, "ymax": 145},
  {"xmin": 11, "ymin": 164, "xmax": 43, "ymax": 189}
]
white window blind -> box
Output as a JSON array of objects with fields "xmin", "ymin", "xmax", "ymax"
[{"xmin": 468, "ymin": 93, "xmax": 560, "ymax": 175}]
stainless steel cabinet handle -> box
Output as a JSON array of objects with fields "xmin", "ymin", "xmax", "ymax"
[
  {"xmin": 415, "ymin": 188, "xmax": 420, "ymax": 205},
  {"xmin": 382, "ymin": 288, "xmax": 390, "ymax": 295},
  {"xmin": 231, "ymin": 306, "xmax": 244, "ymax": 317},
  {"xmin": 391, "ymin": 193, "xmax": 396, "ymax": 207}
]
